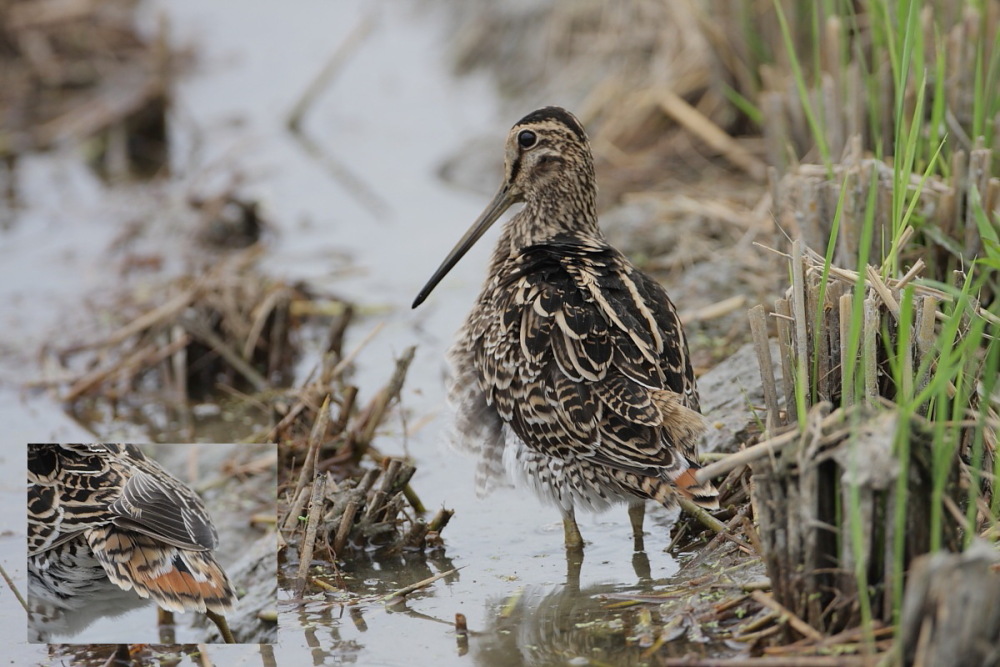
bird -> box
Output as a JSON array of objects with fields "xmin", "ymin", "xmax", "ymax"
[
  {"xmin": 412, "ymin": 106, "xmax": 718, "ymax": 551},
  {"xmin": 27, "ymin": 443, "xmax": 237, "ymax": 642}
]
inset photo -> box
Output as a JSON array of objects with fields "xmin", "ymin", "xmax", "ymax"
[{"xmin": 27, "ymin": 442, "xmax": 276, "ymax": 644}]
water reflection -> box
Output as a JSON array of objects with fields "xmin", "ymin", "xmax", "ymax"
[
  {"xmin": 473, "ymin": 548, "xmax": 654, "ymax": 666},
  {"xmin": 470, "ymin": 546, "xmax": 721, "ymax": 666},
  {"xmin": 41, "ymin": 643, "xmax": 266, "ymax": 667},
  {"xmin": 280, "ymin": 547, "xmax": 460, "ymax": 665}
]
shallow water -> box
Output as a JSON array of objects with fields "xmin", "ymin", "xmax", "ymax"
[{"xmin": 0, "ymin": 0, "xmax": 722, "ymax": 664}]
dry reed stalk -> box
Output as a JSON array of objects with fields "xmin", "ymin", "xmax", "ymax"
[
  {"xmin": 749, "ymin": 304, "xmax": 781, "ymax": 430},
  {"xmin": 54, "ymin": 249, "xmax": 307, "ymax": 410},
  {"xmin": 897, "ymin": 543, "xmax": 1000, "ymax": 667},
  {"xmin": 3, "ymin": 0, "xmax": 172, "ymax": 168},
  {"xmin": 284, "ymin": 394, "xmax": 330, "ymax": 530},
  {"xmin": 294, "ymin": 473, "xmax": 327, "ymax": 595},
  {"xmin": 655, "ymin": 88, "xmax": 767, "ymax": 181},
  {"xmin": 740, "ymin": 232, "xmax": 1000, "ymax": 638},
  {"xmin": 771, "ymin": 153, "xmax": 998, "ymax": 296}
]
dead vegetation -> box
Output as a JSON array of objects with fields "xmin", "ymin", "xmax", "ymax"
[
  {"xmin": 40, "ymin": 249, "xmax": 304, "ymax": 432},
  {"xmin": 772, "ymin": 143, "xmax": 1000, "ymax": 299},
  {"xmin": 6, "ymin": 0, "xmax": 999, "ymax": 663},
  {"xmin": 38, "ymin": 234, "xmax": 451, "ymax": 590},
  {"xmin": 449, "ymin": 1, "xmax": 998, "ymax": 186},
  {"xmin": 1, "ymin": 0, "xmax": 452, "ymax": 632},
  {"xmin": 447, "ymin": 0, "xmax": 999, "ymax": 663},
  {"xmin": 271, "ymin": 316, "xmax": 453, "ymax": 593},
  {"xmin": 0, "ymin": 0, "xmax": 176, "ymax": 178},
  {"xmin": 742, "ymin": 238, "xmax": 996, "ymax": 657}
]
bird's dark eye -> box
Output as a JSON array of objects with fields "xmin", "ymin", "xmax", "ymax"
[{"xmin": 517, "ymin": 130, "xmax": 537, "ymax": 149}]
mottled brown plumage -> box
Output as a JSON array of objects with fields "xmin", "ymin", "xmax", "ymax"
[
  {"xmin": 28, "ymin": 443, "xmax": 236, "ymax": 640},
  {"xmin": 413, "ymin": 107, "xmax": 717, "ymax": 549}
]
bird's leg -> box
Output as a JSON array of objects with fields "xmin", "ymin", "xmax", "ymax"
[
  {"xmin": 628, "ymin": 502, "xmax": 646, "ymax": 552},
  {"xmin": 111, "ymin": 644, "xmax": 131, "ymax": 665},
  {"xmin": 206, "ymin": 609, "xmax": 236, "ymax": 644},
  {"xmin": 564, "ymin": 544, "xmax": 584, "ymax": 591},
  {"xmin": 157, "ymin": 607, "xmax": 176, "ymax": 644},
  {"xmin": 562, "ymin": 506, "xmax": 584, "ymax": 551}
]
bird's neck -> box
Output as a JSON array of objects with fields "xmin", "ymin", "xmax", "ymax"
[
  {"xmin": 509, "ymin": 182, "xmax": 602, "ymax": 248},
  {"xmin": 485, "ymin": 201, "xmax": 604, "ymax": 286}
]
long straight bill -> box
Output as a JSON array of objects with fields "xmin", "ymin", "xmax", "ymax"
[{"xmin": 412, "ymin": 184, "xmax": 515, "ymax": 308}]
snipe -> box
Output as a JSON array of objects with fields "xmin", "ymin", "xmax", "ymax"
[
  {"xmin": 27, "ymin": 443, "xmax": 237, "ymax": 642},
  {"xmin": 413, "ymin": 107, "xmax": 718, "ymax": 551}
]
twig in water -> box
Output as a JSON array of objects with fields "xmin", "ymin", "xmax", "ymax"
[
  {"xmin": 331, "ymin": 321, "xmax": 385, "ymax": 379},
  {"xmin": 0, "ymin": 562, "xmax": 29, "ymax": 614},
  {"xmin": 286, "ymin": 15, "xmax": 387, "ymax": 218},
  {"xmin": 381, "ymin": 567, "xmax": 461, "ymax": 605},
  {"xmin": 677, "ymin": 496, "xmax": 753, "ymax": 552}
]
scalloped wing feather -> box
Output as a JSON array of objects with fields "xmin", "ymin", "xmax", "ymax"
[{"xmin": 457, "ymin": 240, "xmax": 716, "ymax": 505}]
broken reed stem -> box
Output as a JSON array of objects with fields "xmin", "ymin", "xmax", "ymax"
[
  {"xmin": 684, "ymin": 505, "xmax": 755, "ymax": 569},
  {"xmin": 750, "ymin": 590, "xmax": 824, "ymax": 642},
  {"xmin": 862, "ymin": 296, "xmax": 879, "ymax": 405},
  {"xmin": 332, "ymin": 499, "xmax": 358, "ymax": 555},
  {"xmin": 287, "ymin": 15, "xmax": 375, "ymax": 132},
  {"xmin": 678, "ymin": 496, "xmax": 753, "ymax": 552},
  {"xmin": 455, "ymin": 612, "xmax": 469, "ymax": 655},
  {"xmin": 295, "ymin": 473, "xmax": 327, "ymax": 595},
  {"xmin": 403, "ymin": 483, "xmax": 427, "ymax": 514},
  {"xmin": 404, "ymin": 507, "xmax": 454, "ymax": 548},
  {"xmin": 244, "ymin": 287, "xmax": 282, "ymax": 360},
  {"xmin": 264, "ymin": 400, "xmax": 308, "ymax": 445},
  {"xmin": 284, "ymin": 394, "xmax": 330, "ymax": 533},
  {"xmin": 171, "ymin": 323, "xmax": 188, "ymax": 407},
  {"xmin": 182, "ymin": 315, "xmax": 269, "ymax": 391},
  {"xmin": 284, "ymin": 14, "xmax": 387, "ymax": 218},
  {"xmin": 322, "ymin": 304, "xmax": 355, "ymax": 382},
  {"xmin": 96, "ymin": 285, "xmax": 202, "ymax": 351},
  {"xmin": 64, "ymin": 335, "xmax": 190, "ymax": 402},
  {"xmin": 864, "ymin": 266, "xmax": 900, "ymax": 319},
  {"xmin": 380, "ymin": 567, "xmax": 460, "ymax": 604},
  {"xmin": 331, "ymin": 321, "xmax": 385, "ymax": 380},
  {"xmin": 749, "ymin": 304, "xmax": 781, "ymax": 430},
  {"xmin": 0, "ymin": 562, "xmax": 29, "ymax": 615},
  {"xmin": 660, "ymin": 656, "xmax": 886, "ymax": 666},
  {"xmin": 281, "ymin": 484, "xmax": 311, "ymax": 535},
  {"xmin": 791, "ymin": 240, "xmax": 809, "ymax": 419},
  {"xmin": 775, "ymin": 298, "xmax": 796, "ymax": 425},
  {"xmin": 364, "ymin": 459, "xmax": 401, "ymax": 523},
  {"xmin": 693, "ymin": 414, "xmax": 847, "ymax": 485},
  {"xmin": 839, "ymin": 294, "xmax": 854, "ymax": 407},
  {"xmin": 426, "ymin": 507, "xmax": 454, "ymax": 533},
  {"xmin": 353, "ymin": 346, "xmax": 416, "ymax": 450},
  {"xmin": 764, "ymin": 623, "xmax": 894, "ymax": 656},
  {"xmin": 656, "ymin": 87, "xmax": 767, "ymax": 182},
  {"xmin": 331, "ymin": 385, "xmax": 358, "ymax": 435}
]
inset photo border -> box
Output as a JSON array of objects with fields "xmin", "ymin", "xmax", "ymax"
[{"xmin": 27, "ymin": 442, "xmax": 277, "ymax": 645}]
